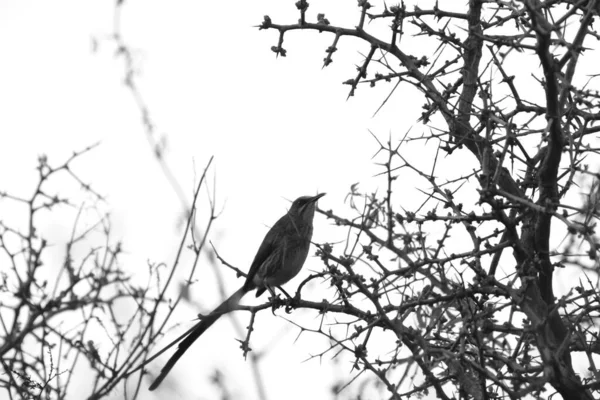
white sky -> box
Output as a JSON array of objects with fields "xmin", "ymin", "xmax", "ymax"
[{"xmin": 0, "ymin": 1, "xmax": 427, "ymax": 399}]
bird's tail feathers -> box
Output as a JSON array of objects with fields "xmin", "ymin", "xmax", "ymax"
[
  {"xmin": 210, "ymin": 285, "xmax": 246, "ymax": 317},
  {"xmin": 148, "ymin": 286, "xmax": 247, "ymax": 391}
]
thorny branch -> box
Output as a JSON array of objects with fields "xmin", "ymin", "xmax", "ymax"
[
  {"xmin": 257, "ymin": 1, "xmax": 600, "ymax": 398},
  {"xmin": 0, "ymin": 146, "xmax": 218, "ymax": 400}
]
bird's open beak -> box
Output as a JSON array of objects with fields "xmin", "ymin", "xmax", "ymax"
[{"xmin": 309, "ymin": 193, "xmax": 326, "ymax": 203}]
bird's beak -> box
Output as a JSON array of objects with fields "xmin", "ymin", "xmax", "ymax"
[{"xmin": 308, "ymin": 193, "xmax": 326, "ymax": 203}]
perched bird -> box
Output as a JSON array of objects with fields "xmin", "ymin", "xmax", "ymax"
[{"xmin": 149, "ymin": 193, "xmax": 325, "ymax": 391}]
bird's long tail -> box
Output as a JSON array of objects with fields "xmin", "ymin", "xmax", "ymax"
[{"xmin": 148, "ymin": 286, "xmax": 247, "ymax": 391}]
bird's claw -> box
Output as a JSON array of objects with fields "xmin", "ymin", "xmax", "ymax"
[
  {"xmin": 284, "ymin": 293, "xmax": 300, "ymax": 314},
  {"xmin": 284, "ymin": 303, "xmax": 293, "ymax": 314}
]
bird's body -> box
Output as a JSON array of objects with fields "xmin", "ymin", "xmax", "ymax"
[
  {"xmin": 148, "ymin": 193, "xmax": 325, "ymax": 391},
  {"xmin": 245, "ymin": 207, "xmax": 315, "ymax": 294}
]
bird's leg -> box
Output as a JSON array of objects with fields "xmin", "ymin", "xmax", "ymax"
[
  {"xmin": 266, "ymin": 285, "xmax": 278, "ymax": 298},
  {"xmin": 266, "ymin": 285, "xmax": 278, "ymax": 314},
  {"xmin": 265, "ymin": 285, "xmax": 286, "ymax": 314},
  {"xmin": 284, "ymin": 290, "xmax": 303, "ymax": 313},
  {"xmin": 274, "ymin": 286, "xmax": 299, "ymax": 314},
  {"xmin": 278, "ymin": 286, "xmax": 293, "ymax": 300}
]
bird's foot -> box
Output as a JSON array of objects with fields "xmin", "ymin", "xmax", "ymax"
[
  {"xmin": 268, "ymin": 293, "xmax": 283, "ymax": 315},
  {"xmin": 284, "ymin": 293, "xmax": 301, "ymax": 314}
]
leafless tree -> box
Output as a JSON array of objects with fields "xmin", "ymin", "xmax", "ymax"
[
  {"xmin": 0, "ymin": 145, "xmax": 216, "ymax": 400},
  {"xmin": 250, "ymin": 1, "xmax": 600, "ymax": 399}
]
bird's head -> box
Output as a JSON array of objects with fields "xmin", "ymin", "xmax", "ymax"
[{"xmin": 288, "ymin": 193, "xmax": 326, "ymax": 222}]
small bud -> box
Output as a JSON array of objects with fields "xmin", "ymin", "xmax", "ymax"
[
  {"xmin": 357, "ymin": 0, "xmax": 372, "ymax": 9},
  {"xmin": 317, "ymin": 13, "xmax": 330, "ymax": 25},
  {"xmin": 271, "ymin": 46, "xmax": 287, "ymax": 57},
  {"xmin": 262, "ymin": 15, "xmax": 271, "ymax": 27},
  {"xmin": 295, "ymin": 0, "xmax": 309, "ymax": 11}
]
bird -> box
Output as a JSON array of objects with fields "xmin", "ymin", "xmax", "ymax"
[{"xmin": 148, "ymin": 193, "xmax": 325, "ymax": 391}]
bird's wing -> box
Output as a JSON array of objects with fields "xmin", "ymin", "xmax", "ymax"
[{"xmin": 243, "ymin": 214, "xmax": 287, "ymax": 291}]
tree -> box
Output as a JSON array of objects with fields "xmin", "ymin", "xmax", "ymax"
[
  {"xmin": 252, "ymin": 0, "xmax": 600, "ymax": 399},
  {"xmin": 0, "ymin": 146, "xmax": 217, "ymax": 399}
]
